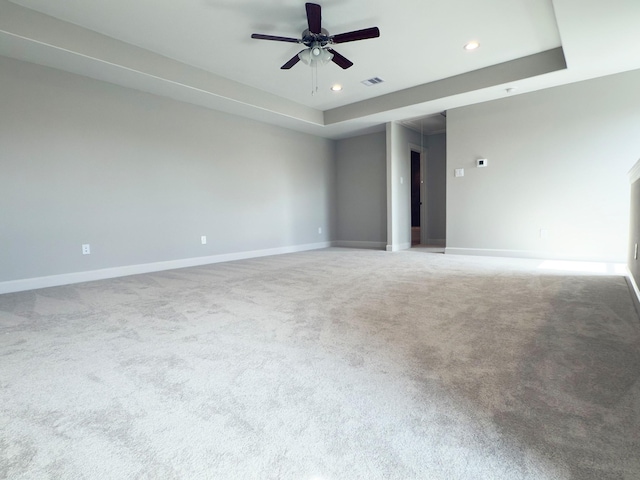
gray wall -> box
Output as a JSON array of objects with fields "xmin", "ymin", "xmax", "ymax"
[
  {"xmin": 425, "ymin": 133, "xmax": 447, "ymax": 243},
  {"xmin": 447, "ymin": 69, "xmax": 640, "ymax": 262},
  {"xmin": 0, "ymin": 56, "xmax": 336, "ymax": 283},
  {"xmin": 335, "ymin": 132, "xmax": 387, "ymax": 246},
  {"xmin": 629, "ymin": 170, "xmax": 640, "ymax": 286}
]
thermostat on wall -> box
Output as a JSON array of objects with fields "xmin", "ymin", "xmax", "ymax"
[{"xmin": 477, "ymin": 158, "xmax": 487, "ymax": 167}]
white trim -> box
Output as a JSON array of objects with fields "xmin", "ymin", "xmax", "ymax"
[
  {"xmin": 386, "ymin": 242, "xmax": 412, "ymax": 252},
  {"xmin": 624, "ymin": 268, "xmax": 640, "ymax": 318},
  {"xmin": 444, "ymin": 247, "xmax": 623, "ymax": 263},
  {"xmin": 0, "ymin": 242, "xmax": 332, "ymax": 295},
  {"xmin": 334, "ymin": 241, "xmax": 386, "ymax": 249},
  {"xmin": 629, "ymin": 158, "xmax": 640, "ymax": 184},
  {"xmin": 386, "ymin": 122, "xmax": 394, "ymax": 249}
]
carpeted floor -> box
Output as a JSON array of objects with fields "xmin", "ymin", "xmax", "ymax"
[{"xmin": 1, "ymin": 248, "xmax": 639, "ymax": 479}]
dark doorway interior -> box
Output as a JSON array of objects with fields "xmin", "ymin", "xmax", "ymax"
[{"xmin": 411, "ymin": 150, "xmax": 421, "ymax": 245}]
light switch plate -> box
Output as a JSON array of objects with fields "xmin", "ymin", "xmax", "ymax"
[{"xmin": 455, "ymin": 168, "xmax": 464, "ymax": 177}]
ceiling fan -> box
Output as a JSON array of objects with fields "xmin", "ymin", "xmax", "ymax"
[{"xmin": 251, "ymin": 2, "xmax": 380, "ymax": 70}]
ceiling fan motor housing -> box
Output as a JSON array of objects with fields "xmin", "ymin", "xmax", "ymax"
[{"xmin": 302, "ymin": 28, "xmax": 330, "ymax": 47}]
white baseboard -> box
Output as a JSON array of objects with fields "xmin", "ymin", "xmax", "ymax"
[
  {"xmin": 0, "ymin": 242, "xmax": 332, "ymax": 295},
  {"xmin": 386, "ymin": 242, "xmax": 412, "ymax": 252},
  {"xmin": 444, "ymin": 247, "xmax": 624, "ymax": 263},
  {"xmin": 334, "ymin": 240, "xmax": 385, "ymax": 249},
  {"xmin": 624, "ymin": 269, "xmax": 640, "ymax": 318}
]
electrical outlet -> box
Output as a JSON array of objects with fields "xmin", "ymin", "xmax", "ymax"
[
  {"xmin": 82, "ymin": 244, "xmax": 91, "ymax": 255},
  {"xmin": 318, "ymin": 227, "xmax": 322, "ymax": 235},
  {"xmin": 201, "ymin": 236, "xmax": 207, "ymax": 245}
]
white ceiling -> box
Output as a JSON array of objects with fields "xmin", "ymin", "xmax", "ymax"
[{"xmin": 1, "ymin": 0, "xmax": 640, "ymax": 138}]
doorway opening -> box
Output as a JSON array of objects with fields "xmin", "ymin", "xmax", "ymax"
[
  {"xmin": 401, "ymin": 114, "xmax": 447, "ymax": 253},
  {"xmin": 411, "ymin": 149, "xmax": 421, "ymax": 246},
  {"xmin": 409, "ymin": 143, "xmax": 444, "ymax": 253}
]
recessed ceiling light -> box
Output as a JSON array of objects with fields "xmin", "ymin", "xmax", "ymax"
[
  {"xmin": 331, "ymin": 84, "xmax": 343, "ymax": 92},
  {"xmin": 464, "ymin": 41, "xmax": 480, "ymax": 51}
]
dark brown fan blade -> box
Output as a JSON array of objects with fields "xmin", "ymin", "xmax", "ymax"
[
  {"xmin": 251, "ymin": 33, "xmax": 300, "ymax": 43},
  {"xmin": 306, "ymin": 3, "xmax": 322, "ymax": 34},
  {"xmin": 281, "ymin": 52, "xmax": 304, "ymax": 69},
  {"xmin": 331, "ymin": 27, "xmax": 380, "ymax": 44},
  {"xmin": 329, "ymin": 49, "xmax": 353, "ymax": 69}
]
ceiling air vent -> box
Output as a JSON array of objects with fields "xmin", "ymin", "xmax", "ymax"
[{"xmin": 361, "ymin": 77, "xmax": 384, "ymax": 86}]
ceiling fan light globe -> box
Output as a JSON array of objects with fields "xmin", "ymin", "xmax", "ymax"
[
  {"xmin": 319, "ymin": 49, "xmax": 333, "ymax": 65},
  {"xmin": 298, "ymin": 47, "xmax": 333, "ymax": 66},
  {"xmin": 298, "ymin": 49, "xmax": 313, "ymax": 65}
]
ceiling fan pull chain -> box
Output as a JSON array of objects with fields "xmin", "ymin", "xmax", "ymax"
[{"xmin": 311, "ymin": 62, "xmax": 318, "ymax": 96}]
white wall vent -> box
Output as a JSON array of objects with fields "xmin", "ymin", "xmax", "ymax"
[{"xmin": 361, "ymin": 77, "xmax": 384, "ymax": 86}]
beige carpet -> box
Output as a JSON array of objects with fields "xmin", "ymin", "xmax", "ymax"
[{"xmin": 1, "ymin": 248, "xmax": 639, "ymax": 479}]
